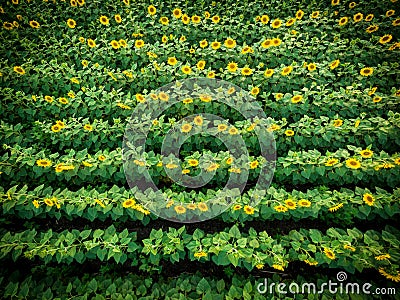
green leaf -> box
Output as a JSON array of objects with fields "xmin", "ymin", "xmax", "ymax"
[{"xmin": 196, "ymin": 278, "xmax": 211, "ymax": 294}]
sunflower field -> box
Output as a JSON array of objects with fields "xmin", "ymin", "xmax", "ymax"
[{"xmin": 1, "ymin": 0, "xmax": 400, "ymax": 298}]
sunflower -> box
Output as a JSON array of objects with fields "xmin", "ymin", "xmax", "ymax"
[
  {"xmin": 199, "ymin": 39, "xmax": 208, "ymax": 48},
  {"xmin": 324, "ymin": 248, "xmax": 336, "ymax": 260},
  {"xmin": 264, "ymin": 69, "xmax": 274, "ymax": 77},
  {"xmin": 360, "ymin": 149, "xmax": 373, "ymax": 158},
  {"xmin": 161, "ymin": 35, "xmax": 168, "ymax": 43},
  {"xmin": 29, "ymin": 20, "xmax": 40, "ymax": 28},
  {"xmin": 311, "ymin": 11, "xmax": 320, "ymax": 18},
  {"xmin": 36, "ymin": 159, "xmax": 52, "ymax": 167},
  {"xmin": 172, "ymin": 8, "xmax": 182, "ymax": 18},
  {"xmin": 83, "ymin": 124, "xmax": 93, "ymax": 131},
  {"xmin": 394, "ymin": 158, "xmax": 400, "ymax": 166},
  {"xmin": 272, "ymin": 38, "xmax": 282, "ymax": 46},
  {"xmin": 308, "ymin": 63, "xmax": 317, "ymax": 71},
  {"xmin": 179, "ymin": 35, "xmax": 186, "ymax": 42},
  {"xmin": 87, "ymin": 38, "xmax": 96, "ymax": 48},
  {"xmin": 193, "ymin": 116, "xmax": 203, "ymax": 126},
  {"xmin": 44, "ymin": 198, "xmax": 54, "ymax": 207},
  {"xmin": 393, "ymin": 18, "xmax": 400, "ymax": 26},
  {"xmin": 281, "ymin": 66, "xmax": 293, "ymax": 76},
  {"xmin": 285, "ymin": 199, "xmax": 297, "ymax": 209},
  {"xmin": 330, "ymin": 59, "xmax": 340, "ymax": 70},
  {"xmin": 110, "ymin": 40, "xmax": 120, "ymax": 49},
  {"xmin": 206, "ymin": 71, "xmax": 215, "ymax": 78},
  {"xmin": 135, "ymin": 39, "xmax": 145, "ymax": 48},
  {"xmin": 259, "ymin": 14, "xmax": 270, "ymax": 24},
  {"xmin": 365, "ymin": 14, "xmax": 374, "ymax": 22},
  {"xmin": 227, "ymin": 87, "xmax": 235, "ymax": 94},
  {"xmin": 98, "ymin": 155, "xmax": 106, "ymax": 161},
  {"xmin": 113, "ymin": 14, "xmax": 122, "ymax": 24},
  {"xmin": 296, "ymin": 10, "xmax": 304, "ymax": 20},
  {"xmin": 119, "ymin": 39, "xmax": 127, "ymax": 48},
  {"xmin": 242, "ymin": 45, "xmax": 253, "ymax": 54},
  {"xmin": 188, "ymin": 159, "xmax": 199, "ymax": 167},
  {"xmin": 59, "ymin": 97, "xmax": 69, "ymax": 105},
  {"xmin": 226, "ymin": 157, "xmax": 234, "ymax": 164},
  {"xmin": 228, "ymin": 127, "xmax": 239, "ymax": 135},
  {"xmin": 187, "ymin": 203, "xmax": 197, "ymax": 210},
  {"xmin": 366, "ymin": 25, "xmax": 378, "ymax": 33},
  {"xmin": 325, "ymin": 158, "xmax": 339, "ymax": 166},
  {"xmin": 135, "ymin": 93, "xmax": 145, "ymax": 103},
  {"xmin": 99, "ymin": 15, "xmax": 109, "ymax": 25},
  {"xmin": 211, "ymin": 41, "xmax": 221, "ymax": 50},
  {"xmin": 218, "ymin": 124, "xmax": 228, "ymax": 132},
  {"xmin": 227, "ymin": 62, "xmax": 238, "ymax": 72},
  {"xmin": 192, "ymin": 15, "xmax": 201, "ymax": 23},
  {"xmin": 249, "ymin": 160, "xmax": 259, "ymax": 169},
  {"xmin": 274, "ymin": 205, "xmax": 288, "ymax": 213},
  {"xmin": 182, "ymin": 65, "xmax": 192, "ymax": 75},
  {"xmin": 271, "ymin": 19, "xmax": 282, "ymax": 28},
  {"xmin": 386, "ymin": 10, "xmax": 395, "ymax": 17},
  {"xmin": 182, "ymin": 98, "xmax": 193, "ymax": 104},
  {"xmin": 70, "ymin": 0, "xmax": 77, "ymax": 6},
  {"xmin": 160, "ymin": 16, "xmax": 169, "ymax": 25},
  {"xmin": 13, "ymin": 66, "xmax": 25, "ymax": 75},
  {"xmin": 198, "ymin": 202, "xmax": 208, "ymax": 212},
  {"xmin": 298, "ymin": 199, "xmax": 311, "ymax": 207},
  {"xmin": 224, "ymin": 38, "xmax": 236, "ymax": 48},
  {"xmin": 329, "ymin": 202, "xmax": 343, "ymax": 212},
  {"xmin": 338, "ymin": 17, "xmax": 348, "ymax": 26},
  {"xmin": 122, "ymin": 199, "xmax": 135, "ymax": 208},
  {"xmin": 66, "ymin": 18, "xmax": 76, "ymax": 28},
  {"xmin": 173, "ymin": 205, "xmax": 186, "ymax": 214},
  {"xmin": 241, "ymin": 67, "xmax": 253, "ymax": 76},
  {"xmin": 360, "ymin": 67, "xmax": 373, "ymax": 76},
  {"xmin": 147, "ymin": 5, "xmax": 156, "ymax": 15},
  {"xmin": 331, "ymin": 0, "xmax": 340, "ymax": 5},
  {"xmin": 244, "ymin": 205, "xmax": 255, "ymax": 215},
  {"xmin": 204, "ymin": 11, "xmax": 211, "ymax": 19},
  {"xmin": 200, "ymin": 94, "xmax": 212, "ymax": 102},
  {"xmin": 379, "ymin": 34, "xmax": 392, "ymax": 44},
  {"xmin": 349, "ymin": 1, "xmax": 356, "ymax": 8},
  {"xmin": 291, "ymin": 95, "xmax": 303, "ymax": 103},
  {"xmin": 45, "ymin": 96, "xmax": 54, "ymax": 103},
  {"xmin": 232, "ymin": 204, "xmax": 242, "ymax": 211},
  {"xmin": 167, "ymin": 57, "xmax": 178, "ymax": 66},
  {"xmin": 157, "ymin": 92, "xmax": 168, "ymax": 102},
  {"xmin": 181, "ymin": 14, "xmax": 190, "ymax": 24},
  {"xmin": 346, "ymin": 158, "xmax": 361, "ymax": 169},
  {"xmin": 286, "ymin": 18, "xmax": 296, "ymax": 26},
  {"xmin": 333, "ymin": 119, "xmax": 343, "ymax": 127},
  {"xmin": 250, "ymin": 87, "xmax": 260, "ymax": 96},
  {"xmin": 285, "ymin": 129, "xmax": 294, "ymax": 136},
  {"xmin": 181, "ymin": 123, "xmax": 192, "ymax": 133},
  {"xmin": 196, "ymin": 60, "xmax": 206, "ymax": 70},
  {"xmin": 3, "ymin": 22, "xmax": 13, "ymax": 30},
  {"xmin": 206, "ymin": 163, "xmax": 219, "ymax": 172},
  {"xmin": 363, "ymin": 193, "xmax": 375, "ymax": 206},
  {"xmin": 268, "ymin": 124, "xmax": 281, "ymax": 131},
  {"xmin": 77, "ymin": 0, "xmax": 84, "ymax": 5},
  {"xmin": 212, "ymin": 15, "xmax": 220, "ymax": 23},
  {"xmin": 261, "ymin": 39, "xmax": 272, "ymax": 49}
]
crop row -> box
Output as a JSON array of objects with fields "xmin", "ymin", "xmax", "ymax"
[
  {"xmin": 1, "ymin": 184, "xmax": 398, "ymax": 225},
  {"xmin": 0, "ymin": 224, "xmax": 399, "ymax": 276},
  {"xmin": 1, "ymin": 145, "xmax": 399, "ymax": 189},
  {"xmin": 2, "ymin": 266, "xmax": 396, "ymax": 300},
  {"xmin": 1, "ymin": 113, "xmax": 399, "ymax": 154},
  {"xmin": 1, "ymin": 81, "xmax": 399, "ymax": 125}
]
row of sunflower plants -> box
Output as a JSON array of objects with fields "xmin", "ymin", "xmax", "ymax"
[
  {"xmin": 1, "ymin": 145, "xmax": 399, "ymax": 188},
  {"xmin": 0, "ymin": 82, "xmax": 400, "ymax": 122},
  {"xmin": 2, "ymin": 266, "xmax": 396, "ymax": 300},
  {"xmin": 1, "ymin": 112, "xmax": 399, "ymax": 154},
  {"xmin": 0, "ymin": 224, "xmax": 399, "ymax": 278},
  {"xmin": 1, "ymin": 184, "xmax": 398, "ymax": 225}
]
